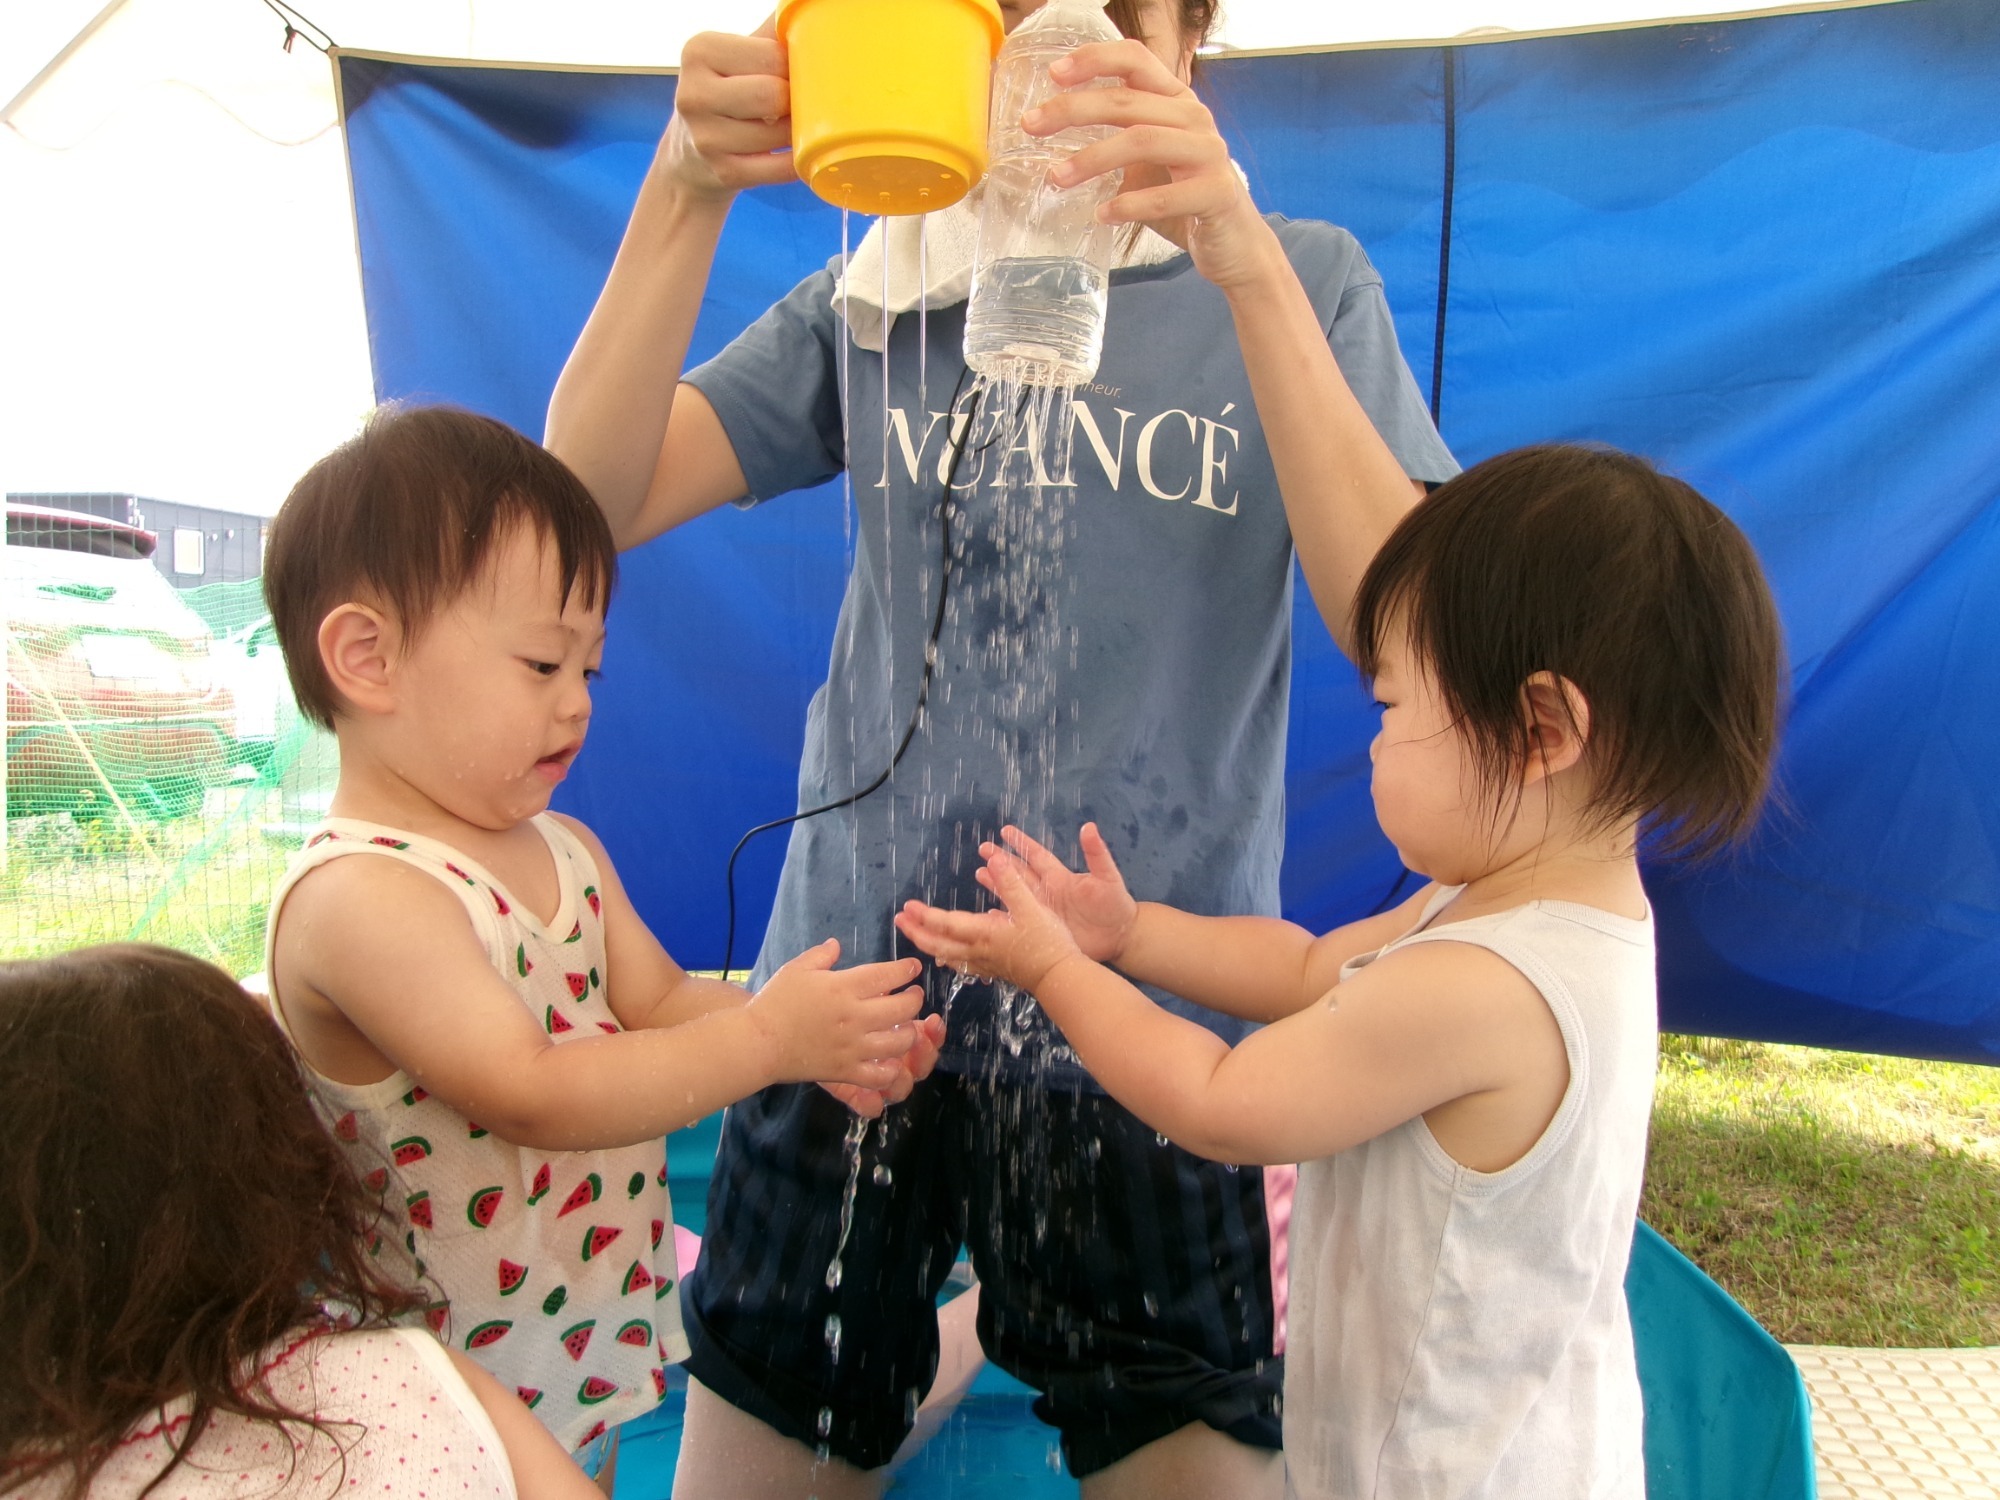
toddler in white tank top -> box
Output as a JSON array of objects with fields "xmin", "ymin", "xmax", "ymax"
[
  {"xmin": 898, "ymin": 445, "xmax": 1783, "ymax": 1498},
  {"xmin": 256, "ymin": 408, "xmax": 942, "ymax": 1459}
]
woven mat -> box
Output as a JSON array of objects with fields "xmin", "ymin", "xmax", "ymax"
[{"xmin": 1787, "ymin": 1345, "xmax": 2000, "ymax": 1498}]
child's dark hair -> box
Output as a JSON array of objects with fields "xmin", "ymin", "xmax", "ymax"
[
  {"xmin": 1352, "ymin": 444, "xmax": 1783, "ymax": 861},
  {"xmin": 264, "ymin": 404, "xmax": 617, "ymax": 729},
  {"xmin": 0, "ymin": 945, "xmax": 423, "ymax": 1500}
]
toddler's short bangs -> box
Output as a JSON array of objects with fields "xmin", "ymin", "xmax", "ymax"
[
  {"xmin": 263, "ymin": 406, "xmax": 617, "ymax": 729},
  {"xmin": 1351, "ymin": 445, "xmax": 1783, "ymax": 861}
]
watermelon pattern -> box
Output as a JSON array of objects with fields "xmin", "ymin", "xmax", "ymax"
[
  {"xmin": 391, "ymin": 1136, "xmax": 432, "ymax": 1166},
  {"xmin": 465, "ymin": 1319, "xmax": 512, "ymax": 1349},
  {"xmin": 280, "ymin": 814, "xmax": 682, "ymax": 1446},
  {"xmin": 557, "ymin": 1173, "xmax": 602, "ymax": 1217},
  {"xmin": 615, "ymin": 1318, "xmax": 652, "ymax": 1348}
]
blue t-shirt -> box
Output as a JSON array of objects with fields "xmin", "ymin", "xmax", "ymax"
[{"xmin": 687, "ymin": 216, "xmax": 1458, "ymax": 1083}]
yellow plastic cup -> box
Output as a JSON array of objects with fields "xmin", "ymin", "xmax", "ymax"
[{"xmin": 779, "ymin": 0, "xmax": 1004, "ymax": 215}]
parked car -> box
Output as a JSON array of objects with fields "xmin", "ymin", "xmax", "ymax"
[
  {"xmin": 207, "ymin": 612, "xmax": 294, "ymax": 776},
  {"xmin": 4, "ymin": 504, "xmax": 236, "ymax": 819}
]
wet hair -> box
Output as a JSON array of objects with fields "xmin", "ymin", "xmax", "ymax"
[
  {"xmin": 1106, "ymin": 0, "xmax": 1221, "ymax": 55},
  {"xmin": 1351, "ymin": 444, "xmax": 1783, "ymax": 862},
  {"xmin": 0, "ymin": 945, "xmax": 423, "ymax": 1500},
  {"xmin": 263, "ymin": 404, "xmax": 617, "ymax": 730}
]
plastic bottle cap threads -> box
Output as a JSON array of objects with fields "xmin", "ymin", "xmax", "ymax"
[{"xmin": 779, "ymin": 0, "xmax": 1005, "ymax": 216}]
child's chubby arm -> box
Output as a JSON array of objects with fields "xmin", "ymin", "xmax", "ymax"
[
  {"xmin": 552, "ymin": 814, "xmax": 946, "ymax": 1115},
  {"xmin": 443, "ymin": 1347, "xmax": 603, "ymax": 1500},
  {"xmin": 272, "ymin": 855, "xmax": 925, "ymax": 1152},
  {"xmin": 965, "ymin": 824, "xmax": 1439, "ymax": 1024},
  {"xmin": 896, "ymin": 857, "xmax": 1566, "ymax": 1169}
]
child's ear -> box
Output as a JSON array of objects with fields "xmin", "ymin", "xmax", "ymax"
[
  {"xmin": 1520, "ymin": 671, "xmax": 1590, "ymax": 784},
  {"xmin": 318, "ymin": 603, "xmax": 400, "ymax": 717}
]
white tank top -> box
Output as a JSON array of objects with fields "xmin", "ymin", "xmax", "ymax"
[
  {"xmin": 264, "ymin": 815, "xmax": 689, "ymax": 1453},
  {"xmin": 24, "ymin": 1327, "xmax": 514, "ymax": 1500},
  {"xmin": 1284, "ymin": 888, "xmax": 1655, "ymax": 1500}
]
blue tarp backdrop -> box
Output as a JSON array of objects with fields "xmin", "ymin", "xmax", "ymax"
[{"xmin": 337, "ymin": 0, "xmax": 2000, "ymax": 1064}]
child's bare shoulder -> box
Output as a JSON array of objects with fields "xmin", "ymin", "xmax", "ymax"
[
  {"xmin": 1345, "ymin": 931, "xmax": 1548, "ymax": 1026},
  {"xmin": 278, "ymin": 847, "xmax": 482, "ymax": 951}
]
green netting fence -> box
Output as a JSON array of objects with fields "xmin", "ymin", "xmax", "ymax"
[{"xmin": 3, "ymin": 531, "xmax": 332, "ymax": 979}]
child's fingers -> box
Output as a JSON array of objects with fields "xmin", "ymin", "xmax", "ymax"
[
  {"xmin": 856, "ymin": 1021, "xmax": 920, "ymax": 1060},
  {"xmin": 988, "ymin": 858, "xmax": 1046, "ymax": 915},
  {"xmin": 775, "ymin": 937, "xmax": 841, "ymax": 975},
  {"xmin": 998, "ymin": 825, "xmax": 1070, "ymax": 882},
  {"xmin": 823, "ymin": 1080, "xmax": 887, "ymax": 1117},
  {"xmin": 838, "ymin": 1058, "xmax": 906, "ymax": 1092},
  {"xmin": 1079, "ymin": 822, "xmax": 1123, "ymax": 881},
  {"xmin": 893, "ymin": 910, "xmax": 979, "ymax": 969},
  {"xmin": 837, "ymin": 955, "xmax": 925, "ymax": 996}
]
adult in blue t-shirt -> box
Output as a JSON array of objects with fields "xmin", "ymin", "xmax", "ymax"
[{"xmin": 548, "ymin": 5, "xmax": 1456, "ymax": 1496}]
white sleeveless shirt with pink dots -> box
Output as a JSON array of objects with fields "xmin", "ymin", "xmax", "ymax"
[
  {"xmin": 265, "ymin": 815, "xmax": 689, "ymax": 1452},
  {"xmin": 26, "ymin": 1327, "xmax": 512, "ymax": 1500}
]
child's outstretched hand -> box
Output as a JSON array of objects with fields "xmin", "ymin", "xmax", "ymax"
[
  {"xmin": 823, "ymin": 1012, "xmax": 947, "ymax": 1119},
  {"xmin": 747, "ymin": 940, "xmax": 925, "ymax": 1092},
  {"xmin": 979, "ymin": 823, "xmax": 1138, "ymax": 964},
  {"xmin": 895, "ymin": 853, "xmax": 1083, "ymax": 993}
]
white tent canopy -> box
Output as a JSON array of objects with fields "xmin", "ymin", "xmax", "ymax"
[{"xmin": 2, "ymin": 0, "xmax": 1819, "ymax": 515}]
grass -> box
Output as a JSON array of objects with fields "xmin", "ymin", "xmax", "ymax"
[
  {"xmin": 4, "ymin": 798, "xmax": 1994, "ymax": 1348},
  {"xmin": 1643, "ymin": 1034, "xmax": 2000, "ymax": 1348},
  {"xmin": 0, "ymin": 794, "xmax": 294, "ymax": 976}
]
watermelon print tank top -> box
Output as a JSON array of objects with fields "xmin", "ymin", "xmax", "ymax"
[{"xmin": 264, "ymin": 814, "xmax": 690, "ymax": 1451}]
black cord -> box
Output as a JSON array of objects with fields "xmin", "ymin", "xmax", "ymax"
[
  {"xmin": 1429, "ymin": 46, "xmax": 1457, "ymax": 427},
  {"xmin": 721, "ymin": 364, "xmax": 987, "ymax": 979}
]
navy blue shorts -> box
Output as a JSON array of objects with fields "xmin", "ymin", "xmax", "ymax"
[{"xmin": 682, "ymin": 1074, "xmax": 1282, "ymax": 1477}]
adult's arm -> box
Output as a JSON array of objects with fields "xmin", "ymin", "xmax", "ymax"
[
  {"xmin": 1035, "ymin": 41, "xmax": 1440, "ymax": 657},
  {"xmin": 544, "ymin": 27, "xmax": 793, "ymax": 549}
]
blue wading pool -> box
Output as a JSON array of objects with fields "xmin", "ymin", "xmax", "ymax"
[{"xmin": 624, "ymin": 1119, "xmax": 1818, "ymax": 1499}]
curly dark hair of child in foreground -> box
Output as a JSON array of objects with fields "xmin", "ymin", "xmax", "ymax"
[{"xmin": 0, "ymin": 944, "xmax": 422, "ymax": 1500}]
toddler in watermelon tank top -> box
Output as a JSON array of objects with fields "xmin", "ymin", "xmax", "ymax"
[{"xmin": 258, "ymin": 408, "xmax": 943, "ymax": 1462}]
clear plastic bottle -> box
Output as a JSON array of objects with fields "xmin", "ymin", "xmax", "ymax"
[{"xmin": 963, "ymin": 0, "xmax": 1124, "ymax": 386}]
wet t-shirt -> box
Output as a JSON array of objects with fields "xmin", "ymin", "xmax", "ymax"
[{"xmin": 685, "ymin": 216, "xmax": 1457, "ymax": 1084}]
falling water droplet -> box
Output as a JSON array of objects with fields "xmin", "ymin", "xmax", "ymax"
[
  {"xmin": 1142, "ymin": 1291, "xmax": 1159, "ymax": 1317},
  {"xmin": 825, "ymin": 1312, "xmax": 843, "ymax": 1363},
  {"xmin": 817, "ymin": 1405, "xmax": 834, "ymax": 1438},
  {"xmin": 872, "ymin": 1164, "xmax": 893, "ymax": 1187}
]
